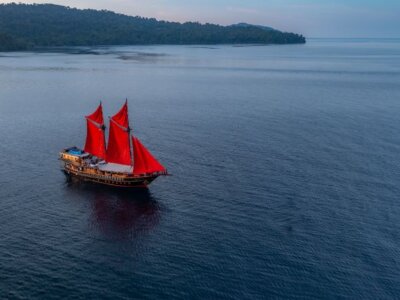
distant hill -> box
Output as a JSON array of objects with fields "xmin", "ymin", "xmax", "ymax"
[
  {"xmin": 0, "ymin": 3, "xmax": 306, "ymax": 51},
  {"xmin": 230, "ymin": 23, "xmax": 275, "ymax": 32}
]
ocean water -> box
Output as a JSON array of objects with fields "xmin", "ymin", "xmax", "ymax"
[{"xmin": 0, "ymin": 39, "xmax": 400, "ymax": 299}]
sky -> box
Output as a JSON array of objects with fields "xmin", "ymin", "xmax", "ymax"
[{"xmin": 1, "ymin": 0, "xmax": 399, "ymax": 37}]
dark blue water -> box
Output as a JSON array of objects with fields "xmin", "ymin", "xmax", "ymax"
[{"xmin": 1, "ymin": 39, "xmax": 400, "ymax": 299}]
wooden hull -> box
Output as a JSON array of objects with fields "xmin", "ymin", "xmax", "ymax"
[
  {"xmin": 60, "ymin": 151, "xmax": 167, "ymax": 188},
  {"xmin": 60, "ymin": 151, "xmax": 161, "ymax": 188},
  {"xmin": 63, "ymin": 166, "xmax": 158, "ymax": 188}
]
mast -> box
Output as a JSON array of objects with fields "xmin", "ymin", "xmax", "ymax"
[
  {"xmin": 126, "ymin": 99, "xmax": 135, "ymax": 166},
  {"xmin": 100, "ymin": 101, "xmax": 107, "ymax": 157},
  {"xmin": 129, "ymin": 132, "xmax": 134, "ymax": 166}
]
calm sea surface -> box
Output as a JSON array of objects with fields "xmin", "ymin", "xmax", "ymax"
[{"xmin": 1, "ymin": 39, "xmax": 400, "ymax": 299}]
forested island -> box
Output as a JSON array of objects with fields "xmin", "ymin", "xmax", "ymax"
[{"xmin": 0, "ymin": 3, "xmax": 306, "ymax": 51}]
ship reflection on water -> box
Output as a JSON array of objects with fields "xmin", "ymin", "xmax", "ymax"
[
  {"xmin": 65, "ymin": 183, "xmax": 162, "ymax": 239},
  {"xmin": 92, "ymin": 189, "xmax": 161, "ymax": 239}
]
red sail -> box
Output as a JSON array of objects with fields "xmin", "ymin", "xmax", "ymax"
[
  {"xmin": 132, "ymin": 136, "xmax": 166, "ymax": 175},
  {"xmin": 84, "ymin": 104, "xmax": 106, "ymax": 159},
  {"xmin": 106, "ymin": 102, "xmax": 132, "ymax": 165},
  {"xmin": 86, "ymin": 103, "xmax": 104, "ymax": 125}
]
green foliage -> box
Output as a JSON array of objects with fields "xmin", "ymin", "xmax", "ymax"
[
  {"xmin": 0, "ymin": 3, "xmax": 306, "ymax": 51},
  {"xmin": 0, "ymin": 32, "xmax": 28, "ymax": 51}
]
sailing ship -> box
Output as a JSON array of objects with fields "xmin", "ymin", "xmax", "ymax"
[{"xmin": 59, "ymin": 101, "xmax": 168, "ymax": 188}]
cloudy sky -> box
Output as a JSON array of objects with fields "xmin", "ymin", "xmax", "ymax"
[{"xmin": 1, "ymin": 0, "xmax": 399, "ymax": 37}]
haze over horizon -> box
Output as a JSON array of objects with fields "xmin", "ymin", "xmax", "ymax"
[{"xmin": 0, "ymin": 0, "xmax": 399, "ymax": 38}]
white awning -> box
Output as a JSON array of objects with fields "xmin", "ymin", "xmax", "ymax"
[{"xmin": 98, "ymin": 163, "xmax": 133, "ymax": 173}]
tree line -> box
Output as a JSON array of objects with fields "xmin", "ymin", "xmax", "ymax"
[{"xmin": 0, "ymin": 3, "xmax": 306, "ymax": 51}]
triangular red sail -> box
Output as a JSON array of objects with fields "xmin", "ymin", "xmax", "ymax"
[
  {"xmin": 132, "ymin": 136, "xmax": 166, "ymax": 175},
  {"xmin": 86, "ymin": 103, "xmax": 104, "ymax": 125},
  {"xmin": 106, "ymin": 102, "xmax": 132, "ymax": 165},
  {"xmin": 84, "ymin": 104, "xmax": 106, "ymax": 159},
  {"xmin": 111, "ymin": 101, "xmax": 129, "ymax": 128}
]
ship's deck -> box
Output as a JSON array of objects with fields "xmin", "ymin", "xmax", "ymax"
[{"xmin": 97, "ymin": 163, "xmax": 133, "ymax": 174}]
